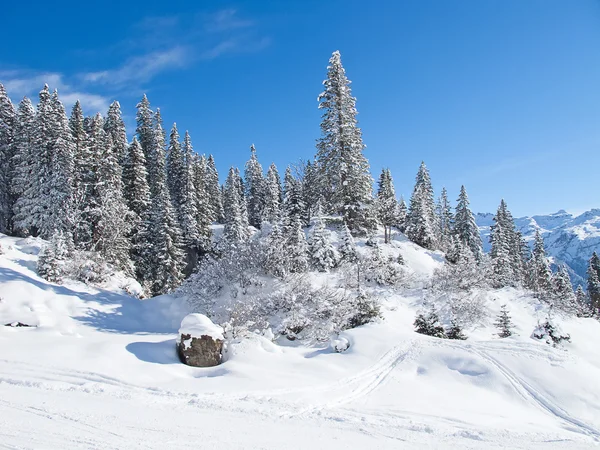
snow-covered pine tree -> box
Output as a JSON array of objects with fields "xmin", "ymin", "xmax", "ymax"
[
  {"xmin": 69, "ymin": 101, "xmax": 87, "ymax": 215},
  {"xmin": 37, "ymin": 229, "xmax": 70, "ymax": 283},
  {"xmin": 377, "ymin": 168, "xmax": 397, "ymax": 244},
  {"xmin": 552, "ymin": 265, "xmax": 578, "ymax": 314},
  {"xmin": 338, "ymin": 222, "xmax": 357, "ymax": 263},
  {"xmin": 44, "ymin": 89, "xmax": 75, "ymax": 239},
  {"xmin": 94, "ymin": 132, "xmax": 132, "ymax": 272},
  {"xmin": 284, "ymin": 215, "xmax": 309, "ymax": 273},
  {"xmin": 76, "ymin": 113, "xmax": 104, "ymax": 249},
  {"xmin": 135, "ymin": 94, "xmax": 155, "ymax": 170},
  {"xmin": 282, "ymin": 168, "xmax": 308, "ymax": 273},
  {"xmin": 234, "ymin": 167, "xmax": 250, "ymax": 229},
  {"xmin": 10, "ymin": 97, "xmax": 36, "ymax": 236},
  {"xmin": 454, "ymin": 185, "xmax": 483, "ymax": 261},
  {"xmin": 494, "ymin": 304, "xmax": 515, "ymax": 338},
  {"xmin": 587, "ymin": 252, "xmax": 600, "ymax": 313},
  {"xmin": 166, "ymin": 125, "xmax": 202, "ymax": 270},
  {"xmin": 414, "ymin": 305, "xmax": 446, "ymax": 338},
  {"xmin": 574, "ymin": 285, "xmax": 590, "ymax": 315},
  {"xmin": 145, "ymin": 125, "xmax": 185, "ymax": 296},
  {"xmin": 406, "ymin": 162, "xmax": 437, "ymax": 250},
  {"xmin": 395, "ymin": 197, "xmax": 407, "ymax": 233},
  {"xmin": 206, "ymin": 155, "xmax": 224, "ymax": 223},
  {"xmin": 104, "ymin": 101, "xmax": 128, "ymax": 168},
  {"xmin": 308, "ymin": 206, "xmax": 338, "ymax": 271},
  {"xmin": 489, "ymin": 200, "xmax": 521, "ymax": 288},
  {"xmin": 12, "ymin": 86, "xmax": 50, "ymax": 236},
  {"xmin": 435, "ymin": 187, "xmax": 453, "ymax": 252},
  {"xmin": 283, "ymin": 166, "xmax": 305, "ymax": 223},
  {"xmin": 302, "ymin": 160, "xmax": 319, "ymax": 226},
  {"xmin": 530, "ymin": 229, "xmax": 553, "ymax": 299},
  {"xmin": 122, "ymin": 137, "xmax": 151, "ymax": 278},
  {"xmin": 173, "ymin": 128, "xmax": 201, "ymax": 274},
  {"xmin": 0, "ymin": 83, "xmax": 16, "ymax": 233},
  {"xmin": 166, "ymin": 123, "xmax": 186, "ymax": 216},
  {"xmin": 262, "ymin": 163, "xmax": 282, "ymax": 224},
  {"xmin": 264, "ymin": 221, "xmax": 287, "ymax": 278},
  {"xmin": 190, "ymin": 151, "xmax": 212, "ymax": 255},
  {"xmin": 315, "ymin": 51, "xmax": 374, "ymax": 235},
  {"xmin": 446, "ymin": 319, "xmax": 467, "ymax": 340},
  {"xmin": 244, "ymin": 144, "xmax": 265, "ymax": 229},
  {"xmin": 223, "ymin": 167, "xmax": 249, "ymax": 244}
]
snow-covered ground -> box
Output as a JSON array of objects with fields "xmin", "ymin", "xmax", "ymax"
[{"xmin": 1, "ymin": 233, "xmax": 600, "ymax": 449}]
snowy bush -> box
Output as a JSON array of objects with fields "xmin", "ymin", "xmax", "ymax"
[
  {"xmin": 37, "ymin": 231, "xmax": 70, "ymax": 283},
  {"xmin": 361, "ymin": 246, "xmax": 406, "ymax": 287},
  {"xmin": 446, "ymin": 318, "xmax": 467, "ymax": 340},
  {"xmin": 66, "ymin": 251, "xmax": 113, "ymax": 285},
  {"xmin": 347, "ymin": 290, "xmax": 381, "ymax": 328},
  {"xmin": 531, "ymin": 318, "xmax": 571, "ymax": 347},
  {"xmin": 414, "ymin": 305, "xmax": 447, "ymax": 338}
]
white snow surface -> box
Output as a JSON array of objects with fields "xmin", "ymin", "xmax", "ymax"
[
  {"xmin": 179, "ymin": 313, "xmax": 224, "ymax": 340},
  {"xmin": 1, "ymin": 232, "xmax": 600, "ymax": 449}
]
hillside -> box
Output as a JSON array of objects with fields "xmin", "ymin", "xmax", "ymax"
[
  {"xmin": 2, "ymin": 231, "xmax": 600, "ymax": 449},
  {"xmin": 476, "ymin": 208, "xmax": 600, "ymax": 283}
]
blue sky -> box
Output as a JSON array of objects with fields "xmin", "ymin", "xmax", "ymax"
[{"xmin": 1, "ymin": 0, "xmax": 599, "ymax": 217}]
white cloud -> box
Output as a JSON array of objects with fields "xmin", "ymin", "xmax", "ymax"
[
  {"xmin": 81, "ymin": 46, "xmax": 189, "ymax": 86},
  {"xmin": 0, "ymin": 70, "xmax": 110, "ymax": 113}
]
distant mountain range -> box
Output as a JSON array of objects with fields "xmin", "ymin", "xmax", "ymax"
[{"xmin": 475, "ymin": 208, "xmax": 600, "ymax": 286}]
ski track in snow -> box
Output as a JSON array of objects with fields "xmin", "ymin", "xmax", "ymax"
[{"xmin": 467, "ymin": 346, "xmax": 600, "ymax": 441}]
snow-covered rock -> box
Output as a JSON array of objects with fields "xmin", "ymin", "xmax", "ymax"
[
  {"xmin": 330, "ymin": 336, "xmax": 350, "ymax": 353},
  {"xmin": 177, "ymin": 314, "xmax": 224, "ymax": 367}
]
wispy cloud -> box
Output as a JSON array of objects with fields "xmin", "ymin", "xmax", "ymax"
[
  {"xmin": 81, "ymin": 46, "xmax": 189, "ymax": 86},
  {"xmin": 0, "ymin": 70, "xmax": 110, "ymax": 113},
  {"xmin": 0, "ymin": 8, "xmax": 269, "ymax": 113},
  {"xmin": 203, "ymin": 8, "xmax": 254, "ymax": 33}
]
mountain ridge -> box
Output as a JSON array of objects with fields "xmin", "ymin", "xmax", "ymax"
[{"xmin": 476, "ymin": 207, "xmax": 600, "ymax": 285}]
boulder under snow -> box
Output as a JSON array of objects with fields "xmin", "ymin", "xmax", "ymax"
[{"xmin": 177, "ymin": 314, "xmax": 224, "ymax": 367}]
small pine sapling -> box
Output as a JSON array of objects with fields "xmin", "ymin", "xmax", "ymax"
[
  {"xmin": 446, "ymin": 318, "xmax": 467, "ymax": 340},
  {"xmin": 414, "ymin": 305, "xmax": 447, "ymax": 338},
  {"xmin": 494, "ymin": 304, "xmax": 515, "ymax": 338}
]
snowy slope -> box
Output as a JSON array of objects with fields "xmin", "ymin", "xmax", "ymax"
[
  {"xmin": 476, "ymin": 208, "xmax": 600, "ymax": 283},
  {"xmin": 1, "ymin": 233, "xmax": 600, "ymax": 449}
]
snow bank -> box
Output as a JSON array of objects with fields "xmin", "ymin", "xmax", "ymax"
[{"xmin": 179, "ymin": 314, "xmax": 224, "ymax": 341}]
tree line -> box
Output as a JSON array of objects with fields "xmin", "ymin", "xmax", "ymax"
[{"xmin": 0, "ymin": 51, "xmax": 597, "ymax": 319}]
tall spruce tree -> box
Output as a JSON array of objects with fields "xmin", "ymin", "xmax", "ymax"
[
  {"xmin": 530, "ymin": 229, "xmax": 553, "ymax": 298},
  {"xmin": 206, "ymin": 155, "xmax": 224, "ymax": 223},
  {"xmin": 190, "ymin": 151, "xmax": 212, "ymax": 254},
  {"xmin": 308, "ymin": 206, "xmax": 338, "ymax": 271},
  {"xmin": 436, "ymin": 187, "xmax": 453, "ymax": 252},
  {"xmin": 587, "ymin": 252, "xmax": 600, "ymax": 312},
  {"xmin": 223, "ymin": 167, "xmax": 248, "ymax": 244},
  {"xmin": 315, "ymin": 51, "xmax": 374, "ymax": 234},
  {"xmin": 263, "ymin": 163, "xmax": 282, "ymax": 224},
  {"xmin": 244, "ymin": 144, "xmax": 265, "ymax": 228},
  {"xmin": 136, "ymin": 94, "xmax": 155, "ymax": 167},
  {"xmin": 122, "ymin": 137, "xmax": 151, "ymax": 278},
  {"xmin": 95, "ymin": 132, "xmax": 132, "ymax": 271},
  {"xmin": 377, "ymin": 168, "xmax": 397, "ymax": 244},
  {"xmin": 145, "ymin": 124, "xmax": 185, "ymax": 296},
  {"xmin": 406, "ymin": 162, "xmax": 437, "ymax": 250},
  {"xmin": 44, "ymin": 89, "xmax": 75, "ymax": 239},
  {"xmin": 104, "ymin": 101, "xmax": 128, "ymax": 167},
  {"xmin": 11, "ymin": 97, "xmax": 36, "ymax": 236},
  {"xmin": 396, "ymin": 197, "xmax": 407, "ymax": 233},
  {"xmin": 0, "ymin": 83, "xmax": 16, "ymax": 233},
  {"xmin": 454, "ymin": 185, "xmax": 483, "ymax": 261},
  {"xmin": 489, "ymin": 200, "xmax": 524, "ymax": 288}
]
